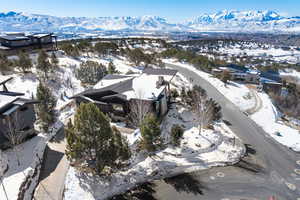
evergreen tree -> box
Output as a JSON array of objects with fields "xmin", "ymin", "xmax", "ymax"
[
  {"xmin": 170, "ymin": 125, "xmax": 184, "ymax": 146},
  {"xmin": 94, "ymin": 42, "xmax": 118, "ymax": 56},
  {"xmin": 0, "ymin": 53, "xmax": 13, "ymax": 72},
  {"xmin": 59, "ymin": 42, "xmax": 80, "ymax": 57},
  {"xmin": 140, "ymin": 114, "xmax": 162, "ymax": 152},
  {"xmin": 50, "ymin": 52, "xmax": 59, "ymax": 68},
  {"xmin": 75, "ymin": 61, "xmax": 107, "ymax": 84},
  {"xmin": 112, "ymin": 126, "xmax": 131, "ymax": 162},
  {"xmin": 18, "ymin": 51, "xmax": 32, "ymax": 73},
  {"xmin": 65, "ymin": 103, "xmax": 131, "ymax": 174},
  {"xmin": 221, "ymin": 70, "xmax": 231, "ymax": 86},
  {"xmin": 107, "ymin": 61, "xmax": 119, "ymax": 74},
  {"xmin": 37, "ymin": 50, "xmax": 51, "ymax": 79},
  {"xmin": 36, "ymin": 82, "xmax": 57, "ymax": 131}
]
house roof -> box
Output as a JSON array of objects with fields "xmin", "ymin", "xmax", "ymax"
[
  {"xmin": 260, "ymin": 71, "xmax": 282, "ymax": 83},
  {"xmin": 94, "ymin": 74, "xmax": 135, "ymax": 90},
  {"xmin": 30, "ymin": 33, "xmax": 52, "ymax": 38},
  {"xmin": 0, "ymin": 33, "xmax": 53, "ymax": 41},
  {"xmin": 0, "ymin": 95, "xmax": 19, "ymax": 110},
  {"xmin": 220, "ymin": 64, "xmax": 248, "ymax": 73},
  {"xmin": 73, "ymin": 68, "xmax": 178, "ymax": 102},
  {"xmin": 0, "ymin": 35, "xmax": 30, "ymax": 41}
]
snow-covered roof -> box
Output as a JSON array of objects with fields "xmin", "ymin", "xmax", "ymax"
[
  {"xmin": 94, "ymin": 75, "xmax": 135, "ymax": 90},
  {"xmin": 124, "ymin": 73, "xmax": 174, "ymax": 100},
  {"xmin": 79, "ymin": 68, "xmax": 177, "ymax": 101},
  {"xmin": 0, "ymin": 35, "xmax": 29, "ymax": 41},
  {"xmin": 30, "ymin": 33, "xmax": 52, "ymax": 38},
  {"xmin": 0, "ymin": 95, "xmax": 18, "ymax": 109}
]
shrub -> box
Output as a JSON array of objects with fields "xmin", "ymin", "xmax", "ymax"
[{"xmin": 170, "ymin": 125, "xmax": 184, "ymax": 146}]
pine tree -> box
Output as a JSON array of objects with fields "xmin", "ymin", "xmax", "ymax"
[
  {"xmin": 0, "ymin": 53, "xmax": 13, "ymax": 72},
  {"xmin": 50, "ymin": 52, "xmax": 59, "ymax": 68},
  {"xmin": 18, "ymin": 51, "xmax": 32, "ymax": 73},
  {"xmin": 112, "ymin": 126, "xmax": 131, "ymax": 162},
  {"xmin": 36, "ymin": 82, "xmax": 57, "ymax": 131},
  {"xmin": 170, "ymin": 125, "xmax": 184, "ymax": 146},
  {"xmin": 107, "ymin": 61, "xmax": 119, "ymax": 74},
  {"xmin": 75, "ymin": 61, "xmax": 107, "ymax": 84},
  {"xmin": 37, "ymin": 50, "xmax": 51, "ymax": 79},
  {"xmin": 221, "ymin": 70, "xmax": 231, "ymax": 86},
  {"xmin": 65, "ymin": 103, "xmax": 131, "ymax": 174},
  {"xmin": 140, "ymin": 114, "xmax": 162, "ymax": 152}
]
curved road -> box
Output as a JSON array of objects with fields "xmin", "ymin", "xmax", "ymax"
[{"xmin": 113, "ymin": 64, "xmax": 300, "ymax": 200}]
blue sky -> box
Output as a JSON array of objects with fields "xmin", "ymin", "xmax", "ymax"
[{"xmin": 2, "ymin": 0, "xmax": 300, "ymax": 22}]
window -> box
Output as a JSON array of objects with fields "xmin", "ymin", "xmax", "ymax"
[
  {"xmin": 113, "ymin": 104, "xmax": 124, "ymax": 112},
  {"xmin": 21, "ymin": 126, "xmax": 31, "ymax": 131},
  {"xmin": 20, "ymin": 107, "xmax": 28, "ymax": 112}
]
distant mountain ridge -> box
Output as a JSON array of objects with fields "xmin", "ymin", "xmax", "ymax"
[
  {"xmin": 0, "ymin": 10, "xmax": 300, "ymax": 34},
  {"xmin": 186, "ymin": 10, "xmax": 300, "ymax": 32}
]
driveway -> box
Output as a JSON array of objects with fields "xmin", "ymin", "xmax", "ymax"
[{"xmin": 34, "ymin": 128, "xmax": 68, "ymax": 200}]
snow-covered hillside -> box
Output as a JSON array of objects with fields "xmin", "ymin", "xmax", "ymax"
[
  {"xmin": 0, "ymin": 10, "xmax": 300, "ymax": 34},
  {"xmin": 186, "ymin": 10, "xmax": 300, "ymax": 33}
]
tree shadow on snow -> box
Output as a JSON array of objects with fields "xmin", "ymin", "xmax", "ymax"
[
  {"xmin": 163, "ymin": 173, "xmax": 205, "ymax": 195},
  {"xmin": 110, "ymin": 182, "xmax": 158, "ymax": 200},
  {"xmin": 50, "ymin": 128, "xmax": 65, "ymax": 143},
  {"xmin": 38, "ymin": 146, "xmax": 64, "ymax": 182}
]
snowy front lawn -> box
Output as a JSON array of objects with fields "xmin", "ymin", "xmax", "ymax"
[
  {"xmin": 251, "ymin": 92, "xmax": 300, "ymax": 152},
  {"xmin": 163, "ymin": 59, "xmax": 255, "ymax": 111},
  {"xmin": 0, "ymin": 122, "xmax": 63, "ymax": 200},
  {"xmin": 64, "ymin": 106, "xmax": 244, "ymax": 200}
]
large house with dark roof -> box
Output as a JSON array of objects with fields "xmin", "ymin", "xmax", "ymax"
[
  {"xmin": 0, "ymin": 78, "xmax": 38, "ymax": 149},
  {"xmin": 0, "ymin": 33, "xmax": 57, "ymax": 54},
  {"xmin": 72, "ymin": 68, "xmax": 178, "ymax": 121}
]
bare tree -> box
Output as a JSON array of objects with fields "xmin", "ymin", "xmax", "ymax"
[
  {"xmin": 3, "ymin": 112, "xmax": 26, "ymax": 166},
  {"xmin": 128, "ymin": 90, "xmax": 152, "ymax": 127},
  {"xmin": 191, "ymin": 86, "xmax": 221, "ymax": 133}
]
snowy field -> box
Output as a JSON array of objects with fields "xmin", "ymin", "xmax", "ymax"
[
  {"xmin": 191, "ymin": 42, "xmax": 300, "ymax": 64},
  {"xmin": 163, "ymin": 59, "xmax": 256, "ymax": 112},
  {"xmin": 218, "ymin": 45, "xmax": 300, "ymax": 63},
  {"xmin": 64, "ymin": 104, "xmax": 244, "ymax": 200},
  {"xmin": 280, "ymin": 69, "xmax": 300, "ymax": 83},
  {"xmin": 0, "ymin": 122, "xmax": 63, "ymax": 200},
  {"xmin": 251, "ymin": 92, "xmax": 300, "ymax": 152}
]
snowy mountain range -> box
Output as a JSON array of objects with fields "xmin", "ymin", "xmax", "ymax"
[
  {"xmin": 0, "ymin": 10, "xmax": 300, "ymax": 34},
  {"xmin": 186, "ymin": 10, "xmax": 300, "ymax": 32}
]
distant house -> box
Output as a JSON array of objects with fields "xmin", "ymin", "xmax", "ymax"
[
  {"xmin": 0, "ymin": 78, "xmax": 38, "ymax": 149},
  {"xmin": 214, "ymin": 64, "xmax": 260, "ymax": 84},
  {"xmin": 259, "ymin": 71, "xmax": 283, "ymax": 95},
  {"xmin": 0, "ymin": 33, "xmax": 57, "ymax": 54},
  {"xmin": 72, "ymin": 68, "xmax": 178, "ymax": 121}
]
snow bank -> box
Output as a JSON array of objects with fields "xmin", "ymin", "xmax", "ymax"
[
  {"xmin": 0, "ymin": 122, "xmax": 63, "ymax": 200},
  {"xmin": 163, "ymin": 59, "xmax": 255, "ymax": 111},
  {"xmin": 0, "ymin": 150, "xmax": 8, "ymax": 177},
  {"xmin": 251, "ymin": 92, "xmax": 300, "ymax": 152}
]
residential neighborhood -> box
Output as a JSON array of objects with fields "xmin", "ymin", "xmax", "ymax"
[{"xmin": 0, "ymin": 3, "xmax": 300, "ymax": 200}]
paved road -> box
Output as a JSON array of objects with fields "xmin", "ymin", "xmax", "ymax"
[
  {"xmin": 34, "ymin": 128, "xmax": 68, "ymax": 200},
  {"xmin": 113, "ymin": 64, "xmax": 300, "ymax": 200}
]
